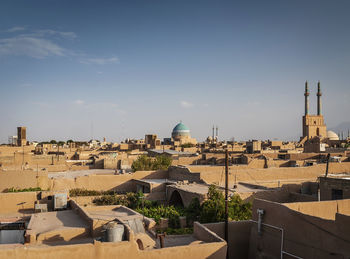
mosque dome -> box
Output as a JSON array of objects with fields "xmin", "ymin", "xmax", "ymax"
[
  {"xmin": 172, "ymin": 122, "xmax": 191, "ymax": 139},
  {"xmin": 327, "ymin": 130, "xmax": 339, "ymax": 141}
]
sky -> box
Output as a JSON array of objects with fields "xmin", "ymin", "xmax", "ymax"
[{"xmin": 0, "ymin": 0, "xmax": 349, "ymax": 143}]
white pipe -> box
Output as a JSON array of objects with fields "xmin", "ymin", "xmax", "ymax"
[{"xmin": 250, "ymin": 220, "xmax": 303, "ymax": 259}]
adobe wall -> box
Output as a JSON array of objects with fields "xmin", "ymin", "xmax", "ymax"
[
  {"xmin": 249, "ymin": 199, "xmax": 350, "ymax": 259},
  {"xmin": 284, "ymin": 199, "xmax": 350, "ymax": 220},
  {"xmin": 172, "ymin": 156, "xmax": 199, "ymax": 166},
  {"xmin": 0, "ymin": 192, "xmax": 37, "ymax": 214},
  {"xmin": 0, "ymin": 171, "xmax": 48, "ymax": 192},
  {"xmin": 0, "ymin": 231, "xmax": 227, "ymax": 259},
  {"xmin": 244, "ymin": 190, "xmax": 317, "ymax": 203},
  {"xmin": 188, "ymin": 163, "xmax": 350, "ymax": 187},
  {"xmin": 168, "ymin": 166, "xmax": 202, "ymax": 183},
  {"xmin": 319, "ymin": 177, "xmax": 350, "ymax": 200},
  {"xmin": 204, "ymin": 221, "xmax": 252, "ymax": 259},
  {"xmin": 0, "ymin": 170, "xmax": 168, "ymax": 193},
  {"xmin": 47, "ymin": 170, "xmax": 168, "ymax": 192},
  {"xmin": 166, "ymin": 185, "xmax": 206, "ymax": 207}
]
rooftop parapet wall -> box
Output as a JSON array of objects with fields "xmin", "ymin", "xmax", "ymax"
[
  {"xmin": 188, "ymin": 163, "xmax": 350, "ymax": 187},
  {"xmin": 0, "ymin": 191, "xmax": 37, "ymax": 214},
  {"xmin": 249, "ymin": 198, "xmax": 350, "ymax": 258},
  {"xmin": 168, "ymin": 166, "xmax": 202, "ymax": 183},
  {"xmin": 204, "ymin": 221, "xmax": 252, "ymax": 259},
  {"xmin": 0, "ymin": 236, "xmax": 227, "ymax": 259},
  {"xmin": 283, "ymin": 198, "xmax": 350, "ymax": 219}
]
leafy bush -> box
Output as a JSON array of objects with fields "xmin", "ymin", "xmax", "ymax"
[
  {"xmin": 93, "ymin": 194, "xmax": 128, "ymax": 206},
  {"xmin": 5, "ymin": 187, "xmax": 42, "ymax": 193},
  {"xmin": 180, "ymin": 143, "xmax": 196, "ymax": 148},
  {"xmin": 185, "ymin": 197, "xmax": 201, "ymax": 224},
  {"xmin": 92, "ymin": 185, "xmax": 251, "ymax": 229},
  {"xmin": 199, "ymin": 185, "xmax": 225, "ymax": 223},
  {"xmin": 131, "ymin": 154, "xmax": 172, "ymax": 171},
  {"xmin": 136, "ymin": 205, "xmax": 185, "ymax": 228},
  {"xmin": 69, "ymin": 188, "xmax": 116, "ymax": 197},
  {"xmin": 93, "ymin": 191, "xmax": 158, "ymax": 208},
  {"xmin": 199, "ymin": 185, "xmax": 252, "ymax": 223},
  {"xmin": 156, "ymin": 227, "xmax": 193, "ymax": 235}
]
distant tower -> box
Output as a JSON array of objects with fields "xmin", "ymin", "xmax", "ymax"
[
  {"xmin": 304, "ymin": 81, "xmax": 309, "ymax": 115},
  {"xmin": 212, "ymin": 125, "xmax": 215, "ymax": 140},
  {"xmin": 317, "ymin": 81, "xmax": 322, "ymax": 115},
  {"xmin": 302, "ymin": 82, "xmax": 327, "ymax": 140},
  {"xmin": 17, "ymin": 127, "xmax": 27, "ymax": 146},
  {"xmin": 216, "ymin": 126, "xmax": 218, "ymax": 140}
]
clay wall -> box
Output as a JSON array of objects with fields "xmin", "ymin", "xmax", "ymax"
[
  {"xmin": 168, "ymin": 166, "xmax": 202, "ymax": 183},
  {"xmin": 0, "ymin": 192, "xmax": 37, "ymax": 214},
  {"xmin": 249, "ymin": 199, "xmax": 350, "ymax": 258},
  {"xmin": 0, "ymin": 239, "xmax": 226, "ymax": 259},
  {"xmin": 319, "ymin": 177, "xmax": 350, "ymax": 201},
  {"xmin": 0, "ymin": 171, "xmax": 48, "ymax": 192},
  {"xmin": 47, "ymin": 170, "xmax": 168, "ymax": 192},
  {"xmin": 188, "ymin": 162, "xmax": 350, "ymax": 187},
  {"xmin": 204, "ymin": 221, "xmax": 252, "ymax": 259}
]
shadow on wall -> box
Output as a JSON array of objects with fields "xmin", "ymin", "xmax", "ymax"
[{"xmin": 104, "ymin": 170, "xmax": 169, "ymax": 193}]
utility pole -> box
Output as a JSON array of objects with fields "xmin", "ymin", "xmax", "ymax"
[
  {"xmin": 225, "ymin": 149, "xmax": 229, "ymax": 259},
  {"xmin": 22, "ymin": 145, "xmax": 24, "ymax": 171}
]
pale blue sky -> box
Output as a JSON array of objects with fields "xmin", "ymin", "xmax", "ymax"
[{"xmin": 0, "ymin": 0, "xmax": 349, "ymax": 143}]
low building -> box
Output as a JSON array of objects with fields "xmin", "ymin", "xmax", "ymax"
[{"xmin": 319, "ymin": 175, "xmax": 350, "ymax": 200}]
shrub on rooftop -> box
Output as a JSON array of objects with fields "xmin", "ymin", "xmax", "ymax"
[
  {"xmin": 5, "ymin": 187, "xmax": 42, "ymax": 193},
  {"xmin": 131, "ymin": 154, "xmax": 172, "ymax": 171}
]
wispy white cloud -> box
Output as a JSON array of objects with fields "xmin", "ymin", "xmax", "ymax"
[
  {"xmin": 7, "ymin": 26, "xmax": 26, "ymax": 32},
  {"xmin": 180, "ymin": 100, "xmax": 194, "ymax": 108},
  {"xmin": 0, "ymin": 36, "xmax": 66, "ymax": 58},
  {"xmin": 28, "ymin": 29, "xmax": 77, "ymax": 39},
  {"xmin": 80, "ymin": 56, "xmax": 119, "ymax": 65},
  {"xmin": 0, "ymin": 27, "xmax": 118, "ymax": 65},
  {"xmin": 74, "ymin": 99, "xmax": 85, "ymax": 105}
]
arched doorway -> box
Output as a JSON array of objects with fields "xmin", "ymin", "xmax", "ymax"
[{"xmin": 169, "ymin": 190, "xmax": 184, "ymax": 207}]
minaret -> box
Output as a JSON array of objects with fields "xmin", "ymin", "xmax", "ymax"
[
  {"xmin": 212, "ymin": 125, "xmax": 215, "ymax": 140},
  {"xmin": 216, "ymin": 126, "xmax": 218, "ymax": 139},
  {"xmin": 317, "ymin": 81, "xmax": 322, "ymax": 115},
  {"xmin": 304, "ymin": 81, "xmax": 309, "ymax": 115}
]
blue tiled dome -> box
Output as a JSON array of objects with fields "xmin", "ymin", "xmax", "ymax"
[{"xmin": 172, "ymin": 122, "xmax": 190, "ymax": 138}]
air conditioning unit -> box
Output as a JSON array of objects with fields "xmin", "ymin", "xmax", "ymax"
[{"xmin": 54, "ymin": 193, "xmax": 67, "ymax": 210}]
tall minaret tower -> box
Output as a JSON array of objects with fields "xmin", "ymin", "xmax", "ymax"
[
  {"xmin": 317, "ymin": 81, "xmax": 322, "ymax": 115},
  {"xmin": 304, "ymin": 81, "xmax": 309, "ymax": 115}
]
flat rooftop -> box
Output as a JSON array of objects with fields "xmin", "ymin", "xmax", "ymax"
[
  {"xmin": 134, "ymin": 179, "xmax": 176, "ymax": 185},
  {"xmin": 86, "ymin": 206, "xmax": 143, "ymax": 222},
  {"xmin": 48, "ymin": 169, "xmax": 115, "ymax": 179},
  {"xmin": 28, "ymin": 210, "xmax": 89, "ymax": 235}
]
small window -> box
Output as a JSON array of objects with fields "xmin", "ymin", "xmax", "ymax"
[
  {"xmin": 331, "ymin": 189, "xmax": 343, "ymax": 200},
  {"xmin": 48, "ymin": 195, "xmax": 53, "ymax": 200}
]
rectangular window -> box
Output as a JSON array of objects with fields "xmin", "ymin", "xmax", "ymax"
[{"xmin": 331, "ymin": 189, "xmax": 343, "ymax": 200}]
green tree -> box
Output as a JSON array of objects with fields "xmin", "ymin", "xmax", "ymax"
[
  {"xmin": 199, "ymin": 185, "xmax": 225, "ymax": 223},
  {"xmin": 131, "ymin": 155, "xmax": 153, "ymax": 171},
  {"xmin": 131, "ymin": 154, "xmax": 172, "ymax": 171},
  {"xmin": 153, "ymin": 155, "xmax": 172, "ymax": 170},
  {"xmin": 50, "ymin": 140, "xmax": 57, "ymax": 144},
  {"xmin": 199, "ymin": 185, "xmax": 252, "ymax": 223},
  {"xmin": 180, "ymin": 143, "xmax": 195, "ymax": 148}
]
